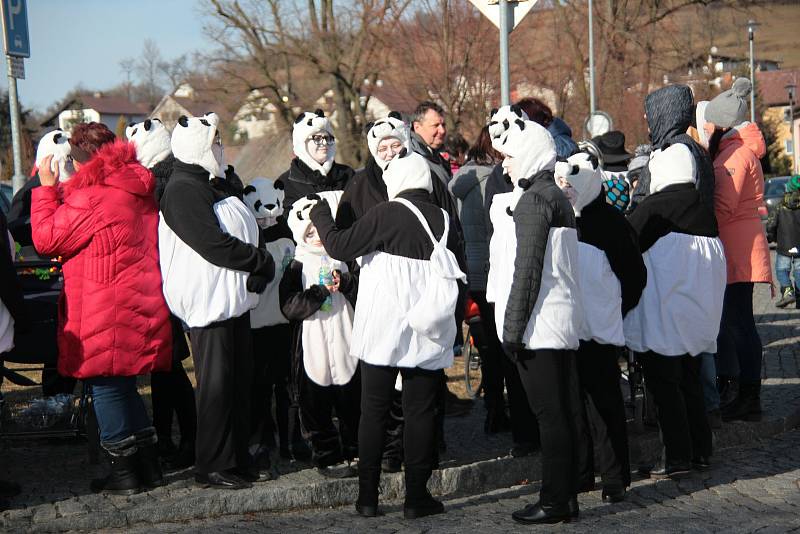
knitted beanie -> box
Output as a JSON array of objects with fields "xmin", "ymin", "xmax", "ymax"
[
  {"xmin": 705, "ymin": 78, "xmax": 752, "ymax": 128},
  {"xmin": 786, "ymin": 175, "xmax": 800, "ymax": 193}
]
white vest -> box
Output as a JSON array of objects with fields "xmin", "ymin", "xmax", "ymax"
[
  {"xmin": 577, "ymin": 242, "xmax": 625, "ymax": 346},
  {"xmin": 250, "ymin": 237, "xmax": 294, "ymax": 328}
]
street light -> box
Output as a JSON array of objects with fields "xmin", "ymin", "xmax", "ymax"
[
  {"xmin": 747, "ymin": 19, "xmax": 760, "ymax": 123},
  {"xmin": 787, "ymin": 82, "xmax": 797, "ymax": 174}
]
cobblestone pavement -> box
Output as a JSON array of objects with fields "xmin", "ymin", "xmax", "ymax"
[
  {"xmin": 0, "ymin": 276, "xmax": 798, "ymax": 531},
  {"xmin": 125, "ymin": 428, "xmax": 800, "ymax": 534}
]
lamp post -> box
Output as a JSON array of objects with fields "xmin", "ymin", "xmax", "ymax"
[
  {"xmin": 787, "ymin": 82, "xmax": 797, "ymax": 174},
  {"xmin": 588, "ymin": 0, "xmax": 595, "ymax": 114},
  {"xmin": 747, "ymin": 19, "xmax": 760, "ymax": 123}
]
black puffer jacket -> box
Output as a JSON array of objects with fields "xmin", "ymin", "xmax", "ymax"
[
  {"xmin": 766, "ymin": 191, "xmax": 800, "ymax": 257},
  {"xmin": 630, "ymin": 85, "xmax": 715, "ymax": 212},
  {"xmin": 151, "ymin": 154, "xmax": 176, "ymax": 203},
  {"xmin": 279, "ymin": 157, "xmax": 354, "ymax": 209},
  {"xmin": 504, "ymin": 170, "xmax": 575, "ymax": 347}
]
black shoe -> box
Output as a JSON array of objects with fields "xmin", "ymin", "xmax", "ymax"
[
  {"xmin": 163, "ymin": 441, "xmax": 195, "ymax": 471},
  {"xmin": 568, "ymin": 496, "xmax": 579, "ymax": 517},
  {"xmin": 602, "ymin": 486, "xmax": 626, "ymax": 503},
  {"xmin": 639, "ymin": 460, "xmax": 691, "ymax": 479},
  {"xmin": 355, "ymin": 502, "xmax": 382, "ymax": 517},
  {"xmin": 381, "ymin": 457, "xmax": 402, "ymax": 473},
  {"xmin": 721, "ymin": 383, "xmax": 762, "ymax": 422},
  {"xmin": 511, "ymin": 501, "xmax": 571, "ymax": 525},
  {"xmin": 403, "ymin": 495, "xmax": 445, "ymax": 519},
  {"xmin": 707, "ymin": 409, "xmax": 722, "ymax": 430},
  {"xmin": 510, "ymin": 442, "xmax": 539, "ymax": 458},
  {"xmin": 691, "ymin": 456, "xmax": 711, "ymax": 471},
  {"xmin": 194, "ymin": 471, "xmax": 252, "ymax": 489},
  {"xmin": 0, "ymin": 479, "xmax": 21, "ymax": 498},
  {"xmin": 234, "ymin": 465, "xmax": 272, "ymax": 483}
]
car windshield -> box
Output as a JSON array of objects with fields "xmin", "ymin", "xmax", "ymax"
[{"xmin": 765, "ymin": 178, "xmax": 789, "ymax": 197}]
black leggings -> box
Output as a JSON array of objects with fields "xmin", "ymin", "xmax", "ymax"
[
  {"xmin": 716, "ymin": 282, "xmax": 763, "ymax": 385},
  {"xmin": 151, "ymin": 317, "xmax": 196, "ymax": 447}
]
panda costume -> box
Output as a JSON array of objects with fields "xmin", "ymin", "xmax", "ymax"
[
  {"xmin": 553, "ymin": 152, "xmax": 647, "ymax": 501},
  {"xmin": 279, "ymin": 110, "xmax": 354, "ymax": 209},
  {"xmin": 486, "ymin": 106, "xmax": 587, "ymax": 524},
  {"xmin": 126, "ymin": 118, "xmax": 196, "ymax": 470},
  {"xmin": 241, "ymin": 177, "xmax": 308, "ymax": 463},
  {"xmin": 279, "ymin": 192, "xmax": 360, "ymax": 477},
  {"xmin": 624, "ymin": 144, "xmax": 725, "ymax": 478},
  {"xmin": 159, "ymin": 112, "xmax": 274, "ymax": 489}
]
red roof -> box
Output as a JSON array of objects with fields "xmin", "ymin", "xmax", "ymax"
[
  {"xmin": 756, "ymin": 70, "xmax": 800, "ymax": 107},
  {"xmin": 366, "ymin": 85, "xmax": 418, "ymax": 115},
  {"xmin": 72, "ymin": 95, "xmax": 150, "ymax": 116}
]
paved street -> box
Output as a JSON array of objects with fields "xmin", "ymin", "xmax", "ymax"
[{"xmin": 129, "ymin": 429, "xmax": 800, "ymax": 533}]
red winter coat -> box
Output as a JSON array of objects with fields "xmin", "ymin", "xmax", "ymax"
[{"xmin": 31, "ymin": 140, "xmax": 171, "ymax": 378}]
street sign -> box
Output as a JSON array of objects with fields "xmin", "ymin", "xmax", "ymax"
[
  {"xmin": 469, "ymin": 0, "xmax": 538, "ymax": 31},
  {"xmin": 6, "ymin": 54, "xmax": 22, "ymax": 78},
  {"xmin": 0, "ymin": 0, "xmax": 30, "ymax": 58},
  {"xmin": 585, "ymin": 111, "xmax": 613, "ymax": 137}
]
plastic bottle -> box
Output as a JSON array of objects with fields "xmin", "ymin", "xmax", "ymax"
[{"xmin": 319, "ymin": 255, "xmax": 333, "ymax": 312}]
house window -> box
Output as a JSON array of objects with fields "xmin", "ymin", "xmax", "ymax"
[{"xmin": 787, "ymin": 139, "xmax": 794, "ymax": 155}]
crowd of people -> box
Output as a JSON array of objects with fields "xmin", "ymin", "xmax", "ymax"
[{"xmin": 0, "ymin": 75, "xmax": 776, "ymax": 524}]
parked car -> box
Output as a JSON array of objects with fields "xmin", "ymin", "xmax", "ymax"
[
  {"xmin": 0, "ymin": 181, "xmax": 12, "ymax": 215},
  {"xmin": 762, "ymin": 176, "xmax": 790, "ymax": 222}
]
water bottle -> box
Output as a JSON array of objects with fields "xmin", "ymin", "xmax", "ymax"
[{"xmin": 319, "ymin": 255, "xmax": 333, "ymax": 312}]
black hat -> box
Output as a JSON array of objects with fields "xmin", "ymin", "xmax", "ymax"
[{"xmin": 590, "ymin": 130, "xmax": 633, "ymax": 165}]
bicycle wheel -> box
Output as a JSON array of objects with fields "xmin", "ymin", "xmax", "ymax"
[{"xmin": 464, "ymin": 326, "xmax": 483, "ymax": 399}]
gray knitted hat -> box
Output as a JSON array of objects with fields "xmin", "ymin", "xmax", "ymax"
[{"xmin": 705, "ymin": 78, "xmax": 752, "ymax": 128}]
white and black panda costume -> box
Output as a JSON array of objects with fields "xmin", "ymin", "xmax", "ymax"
[
  {"xmin": 308, "ymin": 149, "xmax": 465, "ymax": 517},
  {"xmin": 278, "ymin": 192, "xmax": 360, "ymax": 473},
  {"xmin": 126, "ymin": 118, "xmax": 196, "ymax": 469},
  {"xmin": 159, "ymin": 112, "xmax": 274, "ymax": 486},
  {"xmin": 554, "ymin": 152, "xmax": 647, "ymax": 496},
  {"xmin": 486, "ymin": 106, "xmax": 587, "ymax": 522},
  {"xmin": 241, "ymin": 177, "xmax": 304, "ymax": 462},
  {"xmin": 624, "ymin": 144, "xmax": 725, "ymax": 474},
  {"xmin": 278, "ymin": 109, "xmax": 354, "ymax": 209}
]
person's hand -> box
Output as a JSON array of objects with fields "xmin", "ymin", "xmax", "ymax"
[
  {"xmin": 39, "ymin": 155, "xmax": 59, "ymax": 186},
  {"xmin": 246, "ymin": 273, "xmax": 270, "ymax": 294},
  {"xmin": 326, "ymin": 270, "xmax": 341, "ymax": 293}
]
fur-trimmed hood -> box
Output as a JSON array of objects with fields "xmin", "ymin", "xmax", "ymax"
[{"xmin": 62, "ymin": 140, "xmax": 154, "ymax": 198}]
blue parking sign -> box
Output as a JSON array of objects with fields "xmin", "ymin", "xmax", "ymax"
[{"xmin": 1, "ymin": 0, "xmax": 29, "ymax": 58}]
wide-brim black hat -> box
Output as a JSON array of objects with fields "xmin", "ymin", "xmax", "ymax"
[{"xmin": 590, "ymin": 130, "xmax": 633, "ymax": 164}]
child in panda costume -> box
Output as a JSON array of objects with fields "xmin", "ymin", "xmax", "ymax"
[
  {"xmin": 279, "ymin": 109, "xmax": 353, "ymax": 209},
  {"xmin": 242, "ymin": 177, "xmax": 310, "ymax": 464},
  {"xmin": 126, "ymin": 118, "xmax": 196, "ymax": 471},
  {"xmin": 279, "ymin": 192, "xmax": 360, "ymax": 477},
  {"xmin": 486, "ymin": 106, "xmax": 587, "ymax": 525},
  {"xmin": 309, "ymin": 149, "xmax": 466, "ymax": 519},
  {"xmin": 159, "ymin": 112, "xmax": 274, "ymax": 490},
  {"xmin": 553, "ymin": 152, "xmax": 647, "ymax": 503},
  {"xmin": 625, "ymin": 144, "xmax": 725, "ymax": 479}
]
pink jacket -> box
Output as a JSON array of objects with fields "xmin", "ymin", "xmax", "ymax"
[{"xmin": 712, "ymin": 123, "xmax": 772, "ymax": 285}]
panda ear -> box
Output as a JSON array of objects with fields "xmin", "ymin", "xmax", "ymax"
[
  {"xmin": 388, "ymin": 111, "xmax": 402, "ymax": 120},
  {"xmin": 55, "ymin": 128, "xmax": 63, "ymax": 132},
  {"xmin": 178, "ymin": 115, "xmax": 189, "ymax": 127},
  {"xmin": 294, "ymin": 113, "xmax": 306, "ymax": 124},
  {"xmin": 128, "ymin": 122, "xmax": 136, "ymax": 128},
  {"xmin": 314, "ymin": 109, "xmax": 325, "ymax": 117},
  {"xmin": 144, "ymin": 119, "xmax": 152, "ymax": 131},
  {"xmin": 490, "ymin": 108, "xmax": 498, "ymax": 117},
  {"xmin": 243, "ymin": 185, "xmax": 257, "ymax": 195},
  {"xmin": 274, "ymin": 179, "xmax": 285, "ymax": 191},
  {"xmin": 510, "ymin": 104, "xmax": 521, "ymax": 117},
  {"xmin": 586, "ymin": 154, "xmax": 599, "ymax": 169},
  {"xmin": 515, "ymin": 119, "xmax": 526, "ymax": 130}
]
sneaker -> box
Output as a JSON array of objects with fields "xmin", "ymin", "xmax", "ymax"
[{"xmin": 776, "ymin": 287, "xmax": 795, "ymax": 308}]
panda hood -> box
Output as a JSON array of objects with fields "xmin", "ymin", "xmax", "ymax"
[
  {"xmin": 383, "ymin": 149, "xmax": 433, "ymax": 200},
  {"xmin": 287, "ymin": 191, "xmax": 342, "ymax": 253},
  {"xmin": 292, "ymin": 109, "xmax": 336, "ymax": 176},
  {"xmin": 554, "ymin": 152, "xmax": 603, "ymax": 216},
  {"xmin": 367, "ymin": 112, "xmax": 410, "ymax": 171},
  {"xmin": 126, "ymin": 118, "xmax": 171, "ymax": 169},
  {"xmin": 36, "ymin": 129, "xmax": 74, "ymax": 182},
  {"xmin": 243, "ymin": 177, "xmax": 286, "ymax": 229},
  {"xmin": 649, "ymin": 143, "xmax": 696, "ymax": 195},
  {"xmin": 171, "ymin": 112, "xmax": 226, "ymax": 179},
  {"xmin": 488, "ymin": 105, "xmax": 556, "ymax": 186}
]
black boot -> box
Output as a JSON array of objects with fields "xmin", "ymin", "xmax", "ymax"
[
  {"xmin": 163, "ymin": 439, "xmax": 195, "ymax": 471},
  {"xmin": 721, "ymin": 382, "xmax": 762, "ymax": 422},
  {"xmin": 91, "ymin": 435, "xmax": 140, "ymax": 495},
  {"xmin": 134, "ymin": 427, "xmax": 165, "ymax": 488},
  {"xmin": 403, "ymin": 469, "xmax": 444, "ymax": 520},
  {"xmin": 355, "ymin": 467, "xmax": 382, "ymax": 517}
]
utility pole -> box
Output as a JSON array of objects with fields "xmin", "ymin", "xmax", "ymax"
[
  {"xmin": 588, "ymin": 0, "xmax": 595, "ymax": 113},
  {"xmin": 6, "ymin": 56, "xmax": 23, "ymax": 193},
  {"xmin": 1, "ymin": 0, "xmax": 31, "ymax": 195},
  {"xmin": 747, "ymin": 20, "xmax": 759, "ymax": 124},
  {"xmin": 499, "ymin": 0, "xmax": 510, "ymax": 106}
]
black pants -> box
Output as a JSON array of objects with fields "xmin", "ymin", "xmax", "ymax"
[
  {"xmin": 359, "ymin": 362, "xmax": 440, "ymax": 480},
  {"xmin": 473, "ymin": 293, "xmax": 540, "ymax": 446},
  {"xmin": 639, "ymin": 352, "xmax": 712, "ymax": 463},
  {"xmin": 152, "ymin": 315, "xmax": 195, "ymax": 447},
  {"xmin": 298, "ymin": 366, "xmax": 361, "ymax": 468},
  {"xmin": 576, "ymin": 341, "xmax": 630, "ymax": 488},
  {"xmin": 716, "ymin": 282, "xmax": 763, "ymax": 385},
  {"xmin": 382, "ymin": 390, "xmax": 404, "ymax": 463},
  {"xmin": 190, "ymin": 313, "xmax": 253, "ymax": 474},
  {"xmin": 251, "ymin": 324, "xmax": 293, "ymax": 451},
  {"xmin": 516, "ymin": 349, "xmax": 582, "ymax": 506}
]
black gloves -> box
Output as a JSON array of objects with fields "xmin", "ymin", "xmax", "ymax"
[{"xmin": 246, "ymin": 273, "xmax": 270, "ymax": 294}]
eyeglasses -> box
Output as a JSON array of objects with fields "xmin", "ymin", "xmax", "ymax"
[
  {"xmin": 377, "ymin": 142, "xmax": 403, "ymax": 156},
  {"xmin": 309, "ymin": 134, "xmax": 335, "ymax": 147}
]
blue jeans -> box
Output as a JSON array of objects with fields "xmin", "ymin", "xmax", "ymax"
[
  {"xmin": 88, "ymin": 376, "xmax": 151, "ymax": 444},
  {"xmin": 774, "ymin": 253, "xmax": 800, "ymax": 290},
  {"xmin": 698, "ymin": 352, "xmax": 720, "ymax": 412}
]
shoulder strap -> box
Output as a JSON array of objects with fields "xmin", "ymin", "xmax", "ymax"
[{"xmin": 392, "ymin": 198, "xmax": 438, "ymax": 246}]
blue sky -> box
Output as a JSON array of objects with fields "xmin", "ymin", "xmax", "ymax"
[{"xmin": 0, "ymin": 0, "xmax": 214, "ymax": 112}]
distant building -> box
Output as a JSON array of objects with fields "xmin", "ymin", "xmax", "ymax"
[
  {"xmin": 40, "ymin": 93, "xmax": 149, "ymax": 133},
  {"xmin": 758, "ymin": 69, "xmax": 800, "ymax": 175}
]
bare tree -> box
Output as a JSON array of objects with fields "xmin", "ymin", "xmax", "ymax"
[
  {"xmin": 119, "ymin": 58, "xmax": 136, "ymax": 101},
  {"xmin": 136, "ymin": 39, "xmax": 166, "ymax": 108},
  {"xmin": 158, "ymin": 54, "xmax": 192, "ymax": 93}
]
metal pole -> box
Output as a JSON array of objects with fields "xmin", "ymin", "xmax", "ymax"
[
  {"xmin": 7, "ymin": 57, "xmax": 25, "ymax": 195},
  {"xmin": 748, "ymin": 22, "xmax": 756, "ymax": 123},
  {"xmin": 791, "ymin": 100, "xmax": 797, "ymax": 175},
  {"xmin": 499, "ymin": 0, "xmax": 510, "ymax": 106},
  {"xmin": 588, "ymin": 0, "xmax": 596, "ymax": 114}
]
